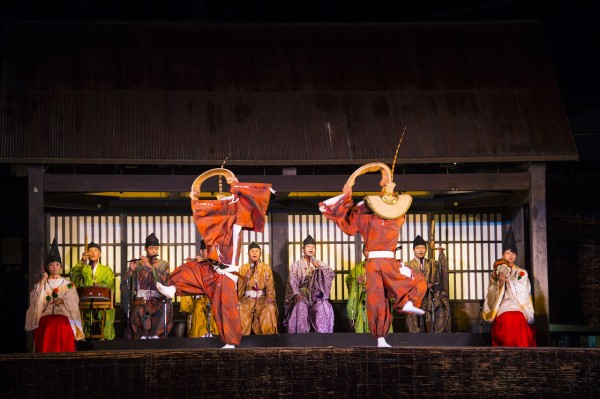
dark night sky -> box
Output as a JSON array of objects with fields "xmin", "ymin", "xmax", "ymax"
[{"xmin": 3, "ymin": 0, "xmax": 599, "ymax": 160}]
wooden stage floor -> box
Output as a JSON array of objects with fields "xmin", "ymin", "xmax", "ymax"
[
  {"xmin": 76, "ymin": 332, "xmax": 491, "ymax": 350},
  {"xmin": 1, "ymin": 333, "xmax": 598, "ymax": 398}
]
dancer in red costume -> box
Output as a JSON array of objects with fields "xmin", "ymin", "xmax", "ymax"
[
  {"xmin": 158, "ymin": 168, "xmax": 272, "ymax": 348},
  {"xmin": 319, "ymin": 162, "xmax": 426, "ymax": 347}
]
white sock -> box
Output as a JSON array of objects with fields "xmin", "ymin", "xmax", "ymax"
[
  {"xmin": 402, "ymin": 300, "xmax": 425, "ymax": 315},
  {"xmin": 156, "ymin": 282, "xmax": 176, "ymax": 299},
  {"xmin": 399, "ymin": 265, "xmax": 413, "ymax": 278},
  {"xmin": 377, "ymin": 337, "xmax": 391, "ymax": 347},
  {"xmin": 221, "ymin": 344, "xmax": 235, "ymax": 349}
]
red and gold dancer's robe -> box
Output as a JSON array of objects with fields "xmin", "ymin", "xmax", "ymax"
[
  {"xmin": 320, "ymin": 194, "xmax": 427, "ymax": 338},
  {"xmin": 169, "ymin": 182, "xmax": 272, "ymax": 345}
]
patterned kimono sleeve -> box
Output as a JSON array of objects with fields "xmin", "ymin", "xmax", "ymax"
[
  {"xmin": 63, "ymin": 281, "xmax": 85, "ymax": 340},
  {"xmin": 25, "ymin": 283, "xmax": 45, "ymax": 331},
  {"xmin": 312, "ymin": 265, "xmax": 335, "ymax": 301},
  {"xmin": 319, "ymin": 194, "xmax": 359, "ymax": 235},
  {"xmin": 512, "ymin": 270, "xmax": 535, "ymax": 324},
  {"xmin": 287, "ymin": 262, "xmax": 303, "ymax": 299},
  {"xmin": 191, "ymin": 199, "xmax": 235, "ymax": 246},
  {"xmin": 264, "ymin": 265, "xmax": 276, "ymax": 301},
  {"xmin": 436, "ymin": 252, "xmax": 449, "ymax": 294},
  {"xmin": 97, "ymin": 265, "xmax": 115, "ymax": 290},
  {"xmin": 156, "ymin": 261, "xmax": 171, "ymax": 284},
  {"xmin": 482, "ymin": 273, "xmax": 501, "ymax": 322},
  {"xmin": 231, "ymin": 182, "xmax": 272, "ymax": 232},
  {"xmin": 346, "ymin": 265, "xmax": 360, "ymax": 320},
  {"xmin": 346, "ymin": 265, "xmax": 357, "ymax": 292},
  {"xmin": 70, "ymin": 261, "xmax": 93, "ymax": 287},
  {"xmin": 237, "ymin": 264, "xmax": 250, "ymax": 299}
]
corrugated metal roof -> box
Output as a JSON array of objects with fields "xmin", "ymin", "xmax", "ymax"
[{"xmin": 0, "ymin": 21, "xmax": 577, "ymax": 165}]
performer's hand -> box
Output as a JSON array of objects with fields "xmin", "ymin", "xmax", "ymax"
[
  {"xmin": 294, "ymin": 294, "xmax": 306, "ymax": 304},
  {"xmin": 141, "ymin": 255, "xmax": 152, "ymax": 268},
  {"xmin": 357, "ymin": 276, "xmax": 365, "ymax": 284},
  {"xmin": 81, "ymin": 251, "xmax": 89, "ymax": 264},
  {"xmin": 53, "ymin": 298, "xmax": 64, "ymax": 305},
  {"xmin": 39, "ymin": 271, "xmax": 48, "ymax": 283},
  {"xmin": 498, "ymin": 272, "xmax": 506, "ymax": 283}
]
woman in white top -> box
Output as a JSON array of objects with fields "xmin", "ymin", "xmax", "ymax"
[
  {"xmin": 483, "ymin": 228, "xmax": 536, "ymax": 347},
  {"xmin": 25, "ymin": 238, "xmax": 84, "ymax": 352}
]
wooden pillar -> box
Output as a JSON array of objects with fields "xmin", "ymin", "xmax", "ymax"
[
  {"xmin": 270, "ymin": 211, "xmax": 289, "ymax": 329},
  {"xmin": 28, "ymin": 165, "xmax": 44, "ymax": 291},
  {"xmin": 529, "ymin": 163, "xmax": 549, "ymax": 341},
  {"xmin": 510, "ymin": 208, "xmax": 526, "ymax": 261}
]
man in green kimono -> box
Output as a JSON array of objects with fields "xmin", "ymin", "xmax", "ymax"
[
  {"xmin": 345, "ymin": 245, "xmax": 394, "ymax": 333},
  {"xmin": 70, "ymin": 242, "xmax": 116, "ymax": 340}
]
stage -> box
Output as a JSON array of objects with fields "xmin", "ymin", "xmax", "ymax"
[
  {"xmin": 1, "ymin": 334, "xmax": 599, "ymax": 398},
  {"xmin": 76, "ymin": 332, "xmax": 491, "ymax": 350}
]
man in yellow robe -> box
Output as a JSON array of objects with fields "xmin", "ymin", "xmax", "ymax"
[
  {"xmin": 238, "ymin": 242, "xmax": 278, "ymax": 335},
  {"xmin": 179, "ymin": 240, "xmax": 219, "ymax": 337}
]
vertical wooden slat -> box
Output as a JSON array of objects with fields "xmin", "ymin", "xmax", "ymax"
[
  {"xmin": 28, "ymin": 166, "xmax": 44, "ymax": 292},
  {"xmin": 529, "ymin": 163, "xmax": 549, "ymax": 340}
]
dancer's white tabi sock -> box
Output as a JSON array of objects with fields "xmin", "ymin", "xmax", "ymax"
[
  {"xmin": 156, "ymin": 282, "xmax": 176, "ymax": 299},
  {"xmin": 402, "ymin": 300, "xmax": 425, "ymax": 315}
]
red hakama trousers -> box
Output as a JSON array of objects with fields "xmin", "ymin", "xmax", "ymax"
[
  {"xmin": 492, "ymin": 311, "xmax": 537, "ymax": 347},
  {"xmin": 34, "ymin": 315, "xmax": 76, "ymax": 353}
]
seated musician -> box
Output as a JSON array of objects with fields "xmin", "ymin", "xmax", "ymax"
[
  {"xmin": 179, "ymin": 240, "xmax": 219, "ymax": 338},
  {"xmin": 238, "ymin": 242, "xmax": 278, "ymax": 335},
  {"xmin": 121, "ymin": 233, "xmax": 173, "ymax": 339},
  {"xmin": 70, "ymin": 241, "xmax": 116, "ymax": 340}
]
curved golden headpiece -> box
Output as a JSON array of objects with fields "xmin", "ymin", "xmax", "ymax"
[
  {"xmin": 346, "ymin": 162, "xmax": 395, "ymax": 199},
  {"xmin": 346, "ymin": 162, "xmax": 412, "ymax": 219},
  {"xmin": 190, "ymin": 168, "xmax": 237, "ymax": 200}
]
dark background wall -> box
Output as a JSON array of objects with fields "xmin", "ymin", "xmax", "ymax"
[
  {"xmin": 0, "ymin": 166, "xmax": 28, "ymax": 353},
  {"xmin": 547, "ymin": 162, "xmax": 600, "ymax": 327}
]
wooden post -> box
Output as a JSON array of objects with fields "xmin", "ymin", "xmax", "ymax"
[
  {"xmin": 26, "ymin": 165, "xmax": 44, "ymax": 352},
  {"xmin": 28, "ymin": 165, "xmax": 45, "ymax": 291},
  {"xmin": 529, "ymin": 163, "xmax": 549, "ymax": 342},
  {"xmin": 270, "ymin": 211, "xmax": 289, "ymax": 330}
]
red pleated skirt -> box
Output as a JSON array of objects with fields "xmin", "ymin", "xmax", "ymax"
[
  {"xmin": 34, "ymin": 315, "xmax": 76, "ymax": 353},
  {"xmin": 492, "ymin": 311, "xmax": 537, "ymax": 347}
]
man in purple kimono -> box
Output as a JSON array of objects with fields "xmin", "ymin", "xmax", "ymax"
[{"xmin": 284, "ymin": 235, "xmax": 335, "ymax": 333}]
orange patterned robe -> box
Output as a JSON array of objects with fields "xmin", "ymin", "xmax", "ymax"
[
  {"xmin": 169, "ymin": 182, "xmax": 272, "ymax": 345},
  {"xmin": 320, "ymin": 194, "xmax": 427, "ymax": 338}
]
